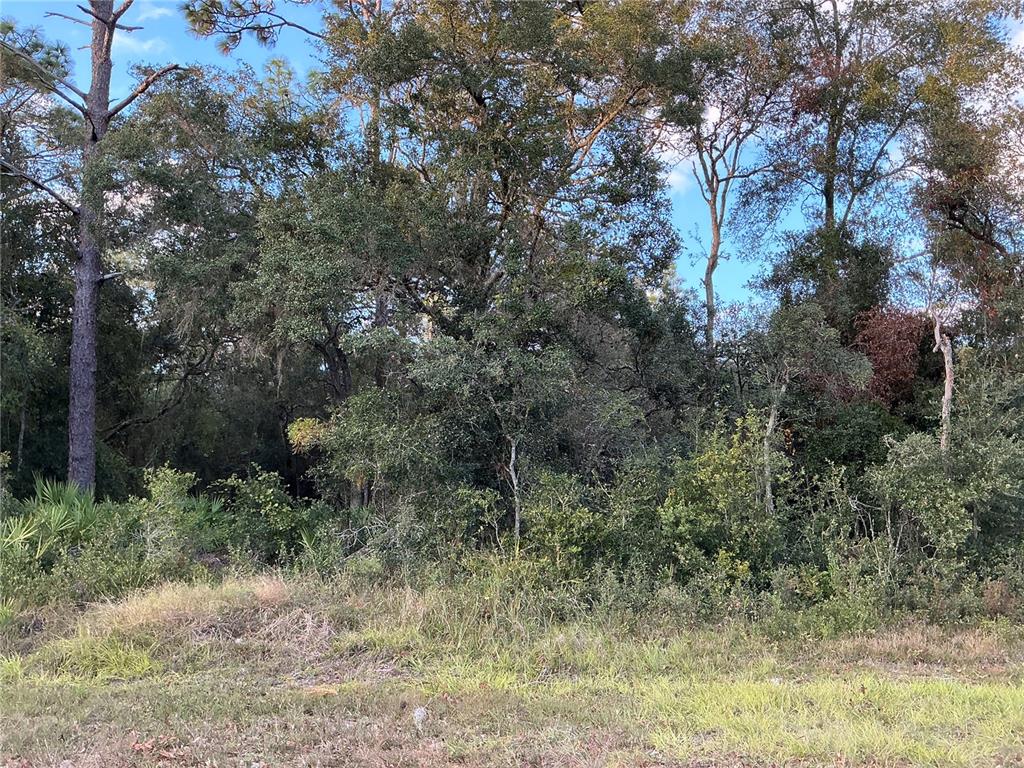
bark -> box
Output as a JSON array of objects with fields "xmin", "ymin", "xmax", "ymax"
[
  {"xmin": 68, "ymin": 0, "xmax": 114, "ymax": 489},
  {"xmin": 931, "ymin": 311, "xmax": 954, "ymax": 455},
  {"xmin": 371, "ymin": 289, "xmax": 391, "ymax": 389},
  {"xmin": 349, "ymin": 478, "xmax": 367, "ymax": 510},
  {"xmin": 822, "ymin": 103, "xmax": 841, "ymax": 234},
  {"xmin": 16, "ymin": 406, "xmax": 25, "ymax": 472},
  {"xmin": 823, "ymin": 144, "xmax": 837, "ymax": 232},
  {"xmin": 320, "ymin": 342, "xmax": 353, "ymax": 404},
  {"xmin": 508, "ymin": 435, "xmax": 522, "ymax": 551},
  {"xmin": 704, "ymin": 212, "xmax": 721, "ymax": 349}
]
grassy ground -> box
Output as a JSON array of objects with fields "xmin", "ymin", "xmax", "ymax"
[{"xmin": 1, "ymin": 574, "xmax": 1022, "ymax": 767}]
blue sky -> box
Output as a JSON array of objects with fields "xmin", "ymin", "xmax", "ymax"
[{"xmin": 6, "ymin": 0, "xmax": 762, "ymax": 302}]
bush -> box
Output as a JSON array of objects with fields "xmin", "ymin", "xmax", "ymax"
[
  {"xmin": 659, "ymin": 414, "xmax": 782, "ymax": 584},
  {"xmin": 0, "ymin": 479, "xmax": 147, "ymax": 605},
  {"xmin": 215, "ymin": 467, "xmax": 317, "ymax": 563},
  {"xmin": 522, "ymin": 471, "xmax": 606, "ymax": 580},
  {"xmin": 1, "ymin": 470, "xmax": 226, "ymax": 608}
]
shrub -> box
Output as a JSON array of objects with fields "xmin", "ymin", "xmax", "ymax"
[
  {"xmin": 659, "ymin": 414, "xmax": 782, "ymax": 584},
  {"xmin": 0, "ymin": 480, "xmax": 145, "ymax": 605},
  {"xmin": 522, "ymin": 471, "xmax": 606, "ymax": 580},
  {"xmin": 600, "ymin": 453, "xmax": 672, "ymax": 575},
  {"xmin": 1, "ymin": 470, "xmax": 227, "ymax": 608},
  {"xmin": 215, "ymin": 467, "xmax": 313, "ymax": 562}
]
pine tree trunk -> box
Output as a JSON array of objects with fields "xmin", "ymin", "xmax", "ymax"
[
  {"xmin": 68, "ymin": 214, "xmax": 102, "ymax": 488},
  {"xmin": 67, "ymin": 1, "xmax": 113, "ymax": 489}
]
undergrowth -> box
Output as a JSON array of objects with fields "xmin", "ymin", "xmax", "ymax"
[{"xmin": 1, "ymin": 570, "xmax": 1022, "ymax": 766}]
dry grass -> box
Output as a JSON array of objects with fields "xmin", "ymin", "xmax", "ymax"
[
  {"xmin": 83, "ymin": 575, "xmax": 296, "ymax": 635},
  {"xmin": 1, "ymin": 575, "xmax": 1022, "ymax": 767}
]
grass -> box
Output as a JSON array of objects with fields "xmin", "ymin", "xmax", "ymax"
[{"xmin": 1, "ymin": 574, "xmax": 1022, "ymax": 767}]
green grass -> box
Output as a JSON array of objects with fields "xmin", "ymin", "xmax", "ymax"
[{"xmin": 1, "ymin": 575, "xmax": 1022, "ymax": 766}]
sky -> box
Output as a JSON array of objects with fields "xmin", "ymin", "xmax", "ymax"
[{"xmin": 16, "ymin": 2, "xmax": 1021, "ymax": 304}]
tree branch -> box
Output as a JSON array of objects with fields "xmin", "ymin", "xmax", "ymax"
[
  {"xmin": 112, "ymin": 0, "xmax": 137, "ymax": 24},
  {"xmin": 44, "ymin": 11, "xmax": 92, "ymax": 28},
  {"xmin": 262, "ymin": 11, "xmax": 326, "ymax": 41},
  {"xmin": 0, "ymin": 40, "xmax": 88, "ymax": 114},
  {"xmin": 0, "ymin": 158, "xmax": 79, "ymax": 214},
  {"xmin": 55, "ymin": 7, "xmax": 141, "ymax": 31},
  {"xmin": 107, "ymin": 64, "xmax": 183, "ymax": 118}
]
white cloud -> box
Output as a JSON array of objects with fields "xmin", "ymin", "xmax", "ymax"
[
  {"xmin": 112, "ymin": 34, "xmax": 168, "ymax": 55},
  {"xmin": 656, "ymin": 133, "xmax": 696, "ymax": 196},
  {"xmin": 136, "ymin": 3, "xmax": 175, "ymax": 23},
  {"xmin": 643, "ymin": 110, "xmax": 696, "ymax": 196},
  {"xmin": 662, "ymin": 153, "xmax": 696, "ymax": 196},
  {"xmin": 666, "ymin": 167, "xmax": 694, "ymax": 195}
]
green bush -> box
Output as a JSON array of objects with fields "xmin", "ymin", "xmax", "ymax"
[
  {"xmin": 523, "ymin": 471, "xmax": 607, "ymax": 580},
  {"xmin": 0, "ymin": 479, "xmax": 144, "ymax": 605},
  {"xmin": 215, "ymin": 467, "xmax": 314, "ymax": 562},
  {"xmin": 659, "ymin": 414, "xmax": 782, "ymax": 584},
  {"xmin": 600, "ymin": 453, "xmax": 672, "ymax": 575},
  {"xmin": 1, "ymin": 470, "xmax": 226, "ymax": 608}
]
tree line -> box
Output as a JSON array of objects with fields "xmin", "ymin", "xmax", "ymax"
[{"xmin": 2, "ymin": 0, "xmax": 1023, "ymax": 619}]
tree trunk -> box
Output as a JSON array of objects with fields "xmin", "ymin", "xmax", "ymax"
[
  {"xmin": 704, "ymin": 214, "xmax": 721, "ymax": 350},
  {"xmin": 16, "ymin": 405, "xmax": 25, "ymax": 472},
  {"xmin": 68, "ymin": 1, "xmax": 114, "ymax": 489},
  {"xmin": 508, "ymin": 436, "xmax": 522, "ymax": 551},
  {"xmin": 823, "ymin": 167, "xmax": 836, "ymax": 233},
  {"xmin": 931, "ymin": 312, "xmax": 954, "ymax": 455}
]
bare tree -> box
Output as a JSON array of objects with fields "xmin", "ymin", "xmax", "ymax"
[{"xmin": 924, "ymin": 264, "xmax": 960, "ymax": 456}]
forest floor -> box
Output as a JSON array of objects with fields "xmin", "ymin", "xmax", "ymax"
[{"xmin": 1, "ymin": 575, "xmax": 1022, "ymax": 768}]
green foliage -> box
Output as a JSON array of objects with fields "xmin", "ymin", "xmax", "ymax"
[
  {"xmin": 215, "ymin": 467, "xmax": 314, "ymax": 562},
  {"xmin": 304, "ymin": 390, "xmax": 444, "ymax": 501},
  {"xmin": 869, "ymin": 433, "xmax": 973, "ymax": 556},
  {"xmin": 800, "ymin": 401, "xmax": 910, "ymax": 473},
  {"xmin": 522, "ymin": 472, "xmax": 606, "ymax": 579},
  {"xmin": 600, "ymin": 453, "xmax": 672, "ymax": 573},
  {"xmin": 1, "ymin": 470, "xmax": 222, "ymax": 607},
  {"xmin": 3, "ymin": 0, "xmax": 1023, "ymax": 632},
  {"xmin": 660, "ymin": 414, "xmax": 782, "ymax": 582},
  {"xmin": 0, "ymin": 482, "xmax": 147, "ymax": 606},
  {"xmin": 1, "ymin": 479, "xmax": 100, "ymax": 567},
  {"xmin": 133, "ymin": 467, "xmax": 228, "ymax": 571},
  {"xmin": 769, "ymin": 230, "xmax": 894, "ymax": 338}
]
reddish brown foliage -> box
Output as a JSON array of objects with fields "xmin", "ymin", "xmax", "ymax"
[{"xmin": 854, "ymin": 306, "xmax": 928, "ymax": 406}]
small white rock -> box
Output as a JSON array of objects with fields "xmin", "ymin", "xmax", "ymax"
[{"xmin": 412, "ymin": 706, "xmax": 429, "ymax": 732}]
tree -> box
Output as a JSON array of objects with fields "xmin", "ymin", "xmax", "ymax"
[
  {"xmin": 185, "ymin": 0, "xmax": 699, "ymax": 323},
  {"xmin": 674, "ymin": 2, "xmax": 789, "ymax": 348},
  {"xmin": 912, "ymin": 19, "xmax": 1023, "ymax": 455},
  {"xmin": 852, "ymin": 306, "xmax": 927, "ymax": 407},
  {"xmin": 743, "ymin": 302, "xmax": 870, "ymax": 516},
  {"xmin": 916, "ymin": 84, "xmax": 1023, "ymax": 320},
  {"xmin": 1, "ymin": 3, "xmax": 180, "ymax": 489},
  {"xmin": 747, "ymin": 0, "xmax": 1016, "ymax": 320},
  {"xmin": 762, "ymin": 0, "xmax": 926, "ymax": 233},
  {"xmin": 413, "ymin": 330, "xmax": 573, "ymax": 546}
]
